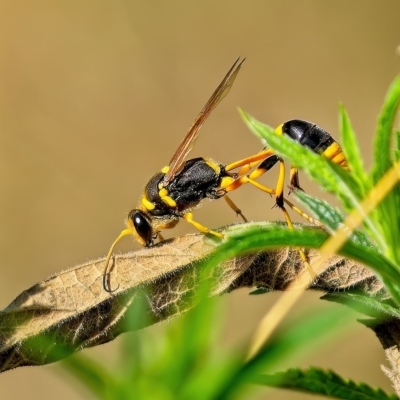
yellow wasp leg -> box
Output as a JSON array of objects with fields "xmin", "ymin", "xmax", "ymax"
[
  {"xmin": 280, "ymin": 206, "xmax": 316, "ymax": 279},
  {"xmin": 155, "ymin": 218, "xmax": 179, "ymax": 231},
  {"xmin": 247, "ymin": 159, "xmax": 323, "ymax": 226},
  {"xmin": 224, "ymin": 159, "xmax": 318, "ymax": 279},
  {"xmin": 225, "ymin": 149, "xmax": 274, "ymax": 172},
  {"xmin": 103, "ymin": 228, "xmax": 134, "ymax": 293},
  {"xmin": 223, "ymin": 175, "xmax": 275, "ymax": 195},
  {"xmin": 282, "ymin": 197, "xmax": 324, "ymax": 227},
  {"xmin": 222, "ymin": 151, "xmax": 276, "ymax": 221},
  {"xmin": 152, "ymin": 219, "xmax": 179, "ymax": 243},
  {"xmin": 275, "ymin": 159, "xmax": 286, "ymax": 207},
  {"xmin": 183, "ymin": 212, "xmax": 224, "ymax": 239},
  {"xmin": 157, "ymin": 232, "xmax": 165, "ymax": 241},
  {"xmin": 236, "ymin": 147, "xmax": 269, "ymax": 176},
  {"xmin": 223, "ymin": 169, "xmax": 322, "ymax": 226},
  {"xmin": 224, "ymin": 194, "xmax": 248, "ymax": 222},
  {"xmin": 274, "ymin": 159, "xmax": 316, "ymax": 278},
  {"xmin": 289, "ymin": 165, "xmax": 304, "ymax": 193}
]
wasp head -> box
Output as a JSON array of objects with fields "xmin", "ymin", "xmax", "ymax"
[{"xmin": 127, "ymin": 209, "xmax": 154, "ymax": 247}]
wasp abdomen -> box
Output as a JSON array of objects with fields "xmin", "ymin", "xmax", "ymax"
[{"xmin": 281, "ymin": 120, "xmax": 334, "ymax": 153}]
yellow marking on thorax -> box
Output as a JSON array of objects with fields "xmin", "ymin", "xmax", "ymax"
[
  {"xmin": 205, "ymin": 159, "xmax": 221, "ymax": 174},
  {"xmin": 141, "ymin": 196, "xmax": 156, "ymax": 211},
  {"xmin": 159, "ymin": 188, "xmax": 168, "ymax": 197},
  {"xmin": 159, "ymin": 188, "xmax": 177, "ymax": 208},
  {"xmin": 161, "ymin": 166, "xmax": 170, "ymax": 173}
]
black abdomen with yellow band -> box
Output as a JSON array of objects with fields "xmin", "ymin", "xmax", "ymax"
[{"xmin": 276, "ymin": 119, "xmax": 348, "ymax": 168}]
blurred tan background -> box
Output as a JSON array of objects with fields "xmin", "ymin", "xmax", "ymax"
[{"xmin": 1, "ymin": 1, "xmax": 400, "ymax": 398}]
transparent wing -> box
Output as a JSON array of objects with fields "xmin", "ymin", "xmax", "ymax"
[{"xmin": 162, "ymin": 57, "xmax": 245, "ymax": 186}]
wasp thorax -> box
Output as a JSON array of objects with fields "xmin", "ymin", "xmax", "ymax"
[{"xmin": 127, "ymin": 209, "xmax": 153, "ymax": 246}]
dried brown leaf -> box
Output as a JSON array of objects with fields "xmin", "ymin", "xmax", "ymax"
[{"xmin": 0, "ymin": 222, "xmax": 390, "ymax": 374}]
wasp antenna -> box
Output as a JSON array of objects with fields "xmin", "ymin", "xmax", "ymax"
[
  {"xmin": 103, "ymin": 271, "xmax": 120, "ymax": 293},
  {"xmin": 102, "ymin": 228, "xmax": 134, "ymax": 293}
]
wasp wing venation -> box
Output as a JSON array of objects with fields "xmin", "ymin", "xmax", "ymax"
[{"xmin": 162, "ymin": 57, "xmax": 245, "ymax": 187}]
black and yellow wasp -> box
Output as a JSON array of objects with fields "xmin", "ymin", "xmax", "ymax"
[{"xmin": 103, "ymin": 58, "xmax": 348, "ymax": 292}]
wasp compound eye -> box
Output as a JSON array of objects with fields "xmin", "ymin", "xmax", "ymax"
[{"xmin": 128, "ymin": 210, "xmax": 153, "ymax": 246}]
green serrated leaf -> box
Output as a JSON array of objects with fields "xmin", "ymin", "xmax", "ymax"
[
  {"xmin": 251, "ymin": 367, "xmax": 398, "ymax": 400},
  {"xmin": 294, "ymin": 190, "xmax": 378, "ymax": 250},
  {"xmin": 370, "ymin": 81, "xmax": 400, "ymax": 262},
  {"xmin": 294, "ymin": 190, "xmax": 345, "ymax": 231},
  {"xmin": 372, "ymin": 74, "xmax": 400, "ymax": 184},
  {"xmin": 322, "ymin": 291, "xmax": 399, "ymax": 321},
  {"xmin": 339, "ymin": 103, "xmax": 370, "ymax": 194},
  {"xmin": 370, "ymin": 76, "xmax": 400, "ymax": 263},
  {"xmin": 213, "ymin": 306, "xmax": 356, "ymax": 399}
]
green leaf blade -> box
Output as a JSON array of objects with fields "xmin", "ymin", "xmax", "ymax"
[
  {"xmin": 207, "ymin": 223, "xmax": 397, "ymax": 291},
  {"xmin": 322, "ymin": 291, "xmax": 400, "ymax": 321},
  {"xmin": 369, "ymin": 75, "xmax": 400, "ymax": 264},
  {"xmin": 339, "ymin": 103, "xmax": 370, "ymax": 194},
  {"xmin": 371, "ymin": 74, "xmax": 400, "ymax": 184},
  {"xmin": 294, "ymin": 190, "xmax": 345, "ymax": 231},
  {"xmin": 213, "ymin": 307, "xmax": 356, "ymax": 399},
  {"xmin": 252, "ymin": 367, "xmax": 398, "ymax": 400},
  {"xmin": 294, "ymin": 190, "xmax": 378, "ymax": 251}
]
